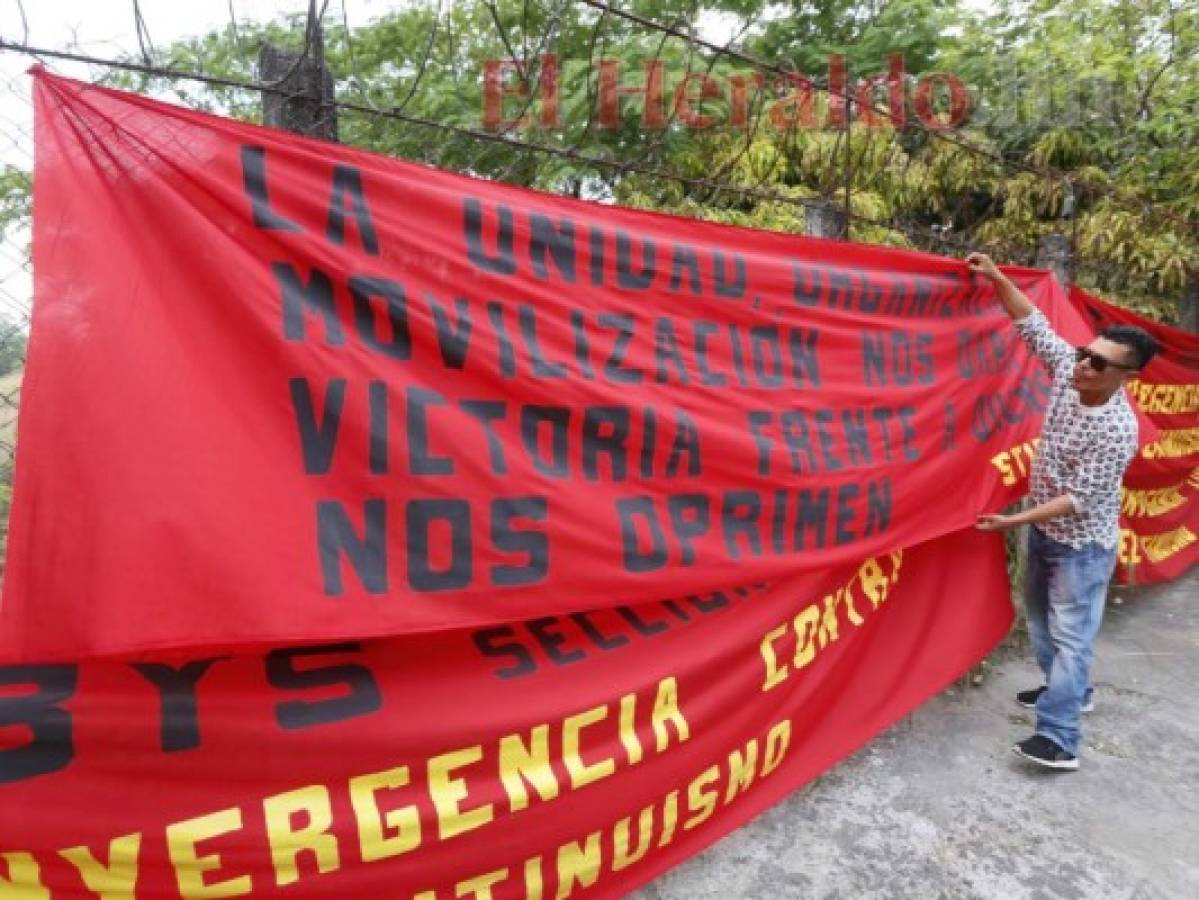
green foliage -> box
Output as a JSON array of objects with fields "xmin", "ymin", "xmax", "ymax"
[
  {"xmin": 0, "ymin": 327, "xmax": 25, "ymax": 378},
  {"xmin": 746, "ymin": 0, "xmax": 963, "ymax": 75},
  {"xmin": 943, "ymin": 0, "xmax": 1198, "ymax": 318},
  {"xmin": 2, "ymin": 0, "xmax": 1196, "ymax": 323},
  {"xmin": 0, "ymin": 165, "xmax": 31, "ymax": 243}
]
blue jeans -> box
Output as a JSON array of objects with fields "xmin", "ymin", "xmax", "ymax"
[{"xmin": 1024, "ymin": 526, "xmax": 1116, "ymax": 755}]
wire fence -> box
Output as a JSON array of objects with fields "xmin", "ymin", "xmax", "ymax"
[
  {"xmin": 0, "ymin": 0, "xmax": 1195, "ymax": 571},
  {"xmin": 0, "ymin": 61, "xmax": 31, "ymax": 567}
]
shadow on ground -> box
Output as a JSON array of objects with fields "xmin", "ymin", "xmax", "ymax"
[{"xmin": 636, "ymin": 569, "xmax": 1199, "ymax": 900}]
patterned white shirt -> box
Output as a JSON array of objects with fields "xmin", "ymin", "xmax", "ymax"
[{"xmin": 1014, "ymin": 310, "xmax": 1138, "ymax": 549}]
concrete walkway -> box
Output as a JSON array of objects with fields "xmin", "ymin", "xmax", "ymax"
[{"xmin": 638, "ymin": 569, "xmax": 1199, "ymax": 899}]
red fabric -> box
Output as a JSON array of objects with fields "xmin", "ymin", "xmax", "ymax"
[
  {"xmin": 0, "ymin": 530, "xmax": 1011, "ymax": 898},
  {"xmin": 2, "ymin": 72, "xmax": 1191, "ymax": 897},
  {"xmin": 4, "ymin": 73, "xmax": 1057, "ymax": 661},
  {"xmin": 1068, "ymin": 287, "xmax": 1199, "ymax": 583}
]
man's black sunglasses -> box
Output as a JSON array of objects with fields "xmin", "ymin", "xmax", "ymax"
[{"xmin": 1074, "ymin": 346, "xmax": 1137, "ymax": 373}]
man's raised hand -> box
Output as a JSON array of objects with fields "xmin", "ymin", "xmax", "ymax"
[{"xmin": 966, "ymin": 252, "xmax": 1000, "ymax": 281}]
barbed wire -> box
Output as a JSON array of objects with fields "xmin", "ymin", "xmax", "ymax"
[
  {"xmin": 574, "ymin": 0, "xmax": 1197, "ymax": 237},
  {"xmin": 0, "ymin": 2, "xmax": 1191, "ymax": 273},
  {"xmin": 131, "ymin": 0, "xmax": 157, "ymax": 67},
  {"xmin": 386, "ymin": 0, "xmax": 441, "ymax": 114},
  {"xmin": 0, "ymin": 36, "xmax": 1044, "ymax": 259},
  {"xmin": 225, "ymin": 0, "xmax": 246, "ymax": 59},
  {"xmin": 0, "ymin": 42, "xmax": 817, "ymax": 217},
  {"xmin": 6, "ymin": 3, "xmax": 1190, "ymax": 254},
  {"xmin": 13, "ymin": 0, "xmax": 30, "ymax": 46}
]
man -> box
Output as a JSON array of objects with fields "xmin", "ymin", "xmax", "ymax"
[{"xmin": 968, "ymin": 252, "xmax": 1159, "ymax": 771}]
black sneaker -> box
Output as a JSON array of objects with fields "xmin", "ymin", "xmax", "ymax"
[
  {"xmin": 1012, "ymin": 734, "xmax": 1079, "ymax": 770},
  {"xmin": 1016, "ymin": 686, "xmax": 1094, "ymax": 713},
  {"xmin": 1015, "ymin": 686, "xmax": 1045, "ymax": 708}
]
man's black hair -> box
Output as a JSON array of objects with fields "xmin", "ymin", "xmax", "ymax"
[{"xmin": 1100, "ymin": 324, "xmax": 1160, "ymax": 370}]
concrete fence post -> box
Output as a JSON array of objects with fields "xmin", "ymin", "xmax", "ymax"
[
  {"xmin": 1035, "ymin": 233, "xmax": 1074, "ymax": 287},
  {"xmin": 259, "ymin": 36, "xmax": 338, "ymax": 141},
  {"xmin": 805, "ymin": 201, "xmax": 848, "ymax": 239}
]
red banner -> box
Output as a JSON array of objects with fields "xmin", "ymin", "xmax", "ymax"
[
  {"xmin": 5, "ymin": 73, "xmax": 1194, "ymax": 897},
  {"xmin": 0, "ymin": 530, "xmax": 1011, "ymax": 898},
  {"xmin": 4, "ymin": 73, "xmax": 1066, "ymax": 662},
  {"xmin": 1069, "ymin": 287, "xmax": 1199, "ymax": 583}
]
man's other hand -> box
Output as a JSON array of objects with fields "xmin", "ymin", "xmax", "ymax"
[{"xmin": 976, "ymin": 513, "xmax": 1018, "ymax": 532}]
